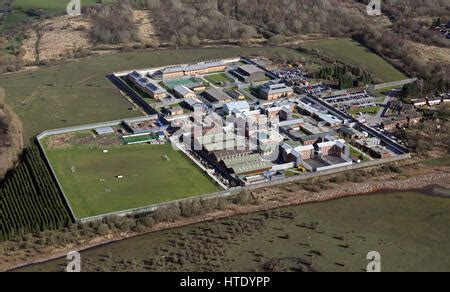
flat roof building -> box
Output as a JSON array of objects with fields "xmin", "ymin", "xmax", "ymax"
[
  {"xmin": 413, "ymin": 98, "xmax": 427, "ymax": 107},
  {"xmin": 167, "ymin": 106, "xmax": 184, "ymax": 116},
  {"xmin": 161, "ymin": 60, "xmax": 227, "ymax": 79},
  {"xmin": 339, "ymin": 125, "xmax": 365, "ymax": 140},
  {"xmin": 222, "ymin": 154, "xmax": 273, "ymax": 177},
  {"xmin": 174, "ymin": 85, "xmax": 196, "ymax": 99},
  {"xmin": 427, "ymin": 96, "xmax": 442, "ymax": 106},
  {"xmin": 223, "ymin": 101, "xmax": 250, "ymax": 115},
  {"xmin": 128, "ymin": 71, "xmax": 167, "ymax": 100},
  {"xmin": 233, "ymin": 65, "xmax": 267, "ymax": 82},
  {"xmin": 183, "ymin": 97, "xmax": 205, "ymax": 111},
  {"xmin": 95, "ymin": 127, "xmax": 114, "ymax": 135},
  {"xmin": 258, "ymin": 81, "xmax": 294, "ymax": 101},
  {"xmin": 143, "ymin": 82, "xmax": 168, "ymax": 100},
  {"xmin": 203, "ymin": 88, "xmax": 232, "ymax": 104},
  {"xmin": 226, "ymin": 89, "xmax": 246, "ymax": 100}
]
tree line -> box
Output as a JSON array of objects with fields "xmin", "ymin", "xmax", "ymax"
[
  {"xmin": 317, "ymin": 65, "xmax": 373, "ymax": 89},
  {"xmin": 85, "ymin": 2, "xmax": 140, "ymax": 44}
]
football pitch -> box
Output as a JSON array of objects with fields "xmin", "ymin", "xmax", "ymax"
[{"xmin": 43, "ymin": 142, "xmax": 220, "ymax": 219}]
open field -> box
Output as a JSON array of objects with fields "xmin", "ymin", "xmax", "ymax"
[
  {"xmin": 0, "ymin": 47, "xmax": 310, "ymax": 141},
  {"xmin": 348, "ymin": 106, "xmax": 381, "ymax": 116},
  {"xmin": 12, "ymin": 0, "xmax": 116, "ymax": 14},
  {"xmin": 424, "ymin": 156, "xmax": 450, "ymax": 167},
  {"xmin": 0, "ymin": 0, "xmax": 116, "ymax": 32},
  {"xmin": 17, "ymin": 188, "xmax": 450, "ymax": 272},
  {"xmin": 301, "ymin": 39, "xmax": 407, "ymax": 83},
  {"xmin": 0, "ymin": 11, "xmax": 28, "ymax": 32},
  {"xmin": 43, "ymin": 142, "xmax": 219, "ymax": 219}
]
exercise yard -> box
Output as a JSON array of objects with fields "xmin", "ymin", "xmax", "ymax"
[
  {"xmin": 43, "ymin": 142, "xmax": 219, "ymax": 219},
  {"xmin": 162, "ymin": 77, "xmax": 206, "ymax": 90},
  {"xmin": 204, "ymin": 73, "xmax": 235, "ymax": 86}
]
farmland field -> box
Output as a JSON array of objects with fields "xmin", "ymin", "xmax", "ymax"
[
  {"xmin": 43, "ymin": 141, "xmax": 219, "ymax": 219},
  {"xmin": 12, "ymin": 0, "xmax": 116, "ymax": 14},
  {"xmin": 0, "ymin": 47, "xmax": 309, "ymax": 141},
  {"xmin": 301, "ymin": 39, "xmax": 407, "ymax": 83}
]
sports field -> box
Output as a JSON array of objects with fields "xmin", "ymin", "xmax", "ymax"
[
  {"xmin": 204, "ymin": 73, "xmax": 235, "ymax": 86},
  {"xmin": 302, "ymin": 39, "xmax": 407, "ymax": 83},
  {"xmin": 44, "ymin": 142, "xmax": 219, "ymax": 219}
]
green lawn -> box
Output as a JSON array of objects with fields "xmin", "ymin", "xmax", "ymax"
[
  {"xmin": 0, "ymin": 11, "xmax": 28, "ymax": 32},
  {"xmin": 204, "ymin": 73, "xmax": 234, "ymax": 86},
  {"xmin": 349, "ymin": 146, "xmax": 371, "ymax": 161},
  {"xmin": 424, "ymin": 156, "xmax": 450, "ymax": 167},
  {"xmin": 348, "ymin": 106, "xmax": 381, "ymax": 116},
  {"xmin": 0, "ymin": 47, "xmax": 309, "ymax": 141},
  {"xmin": 302, "ymin": 39, "xmax": 407, "ymax": 83},
  {"xmin": 44, "ymin": 143, "xmax": 219, "ymax": 219},
  {"xmin": 12, "ymin": 0, "xmax": 116, "ymax": 14}
]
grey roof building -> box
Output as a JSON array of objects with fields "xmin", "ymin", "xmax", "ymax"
[
  {"xmin": 233, "ymin": 65, "xmax": 267, "ymax": 82},
  {"xmin": 203, "ymin": 88, "xmax": 232, "ymax": 104},
  {"xmin": 258, "ymin": 81, "xmax": 294, "ymax": 100},
  {"xmin": 174, "ymin": 85, "xmax": 196, "ymax": 98}
]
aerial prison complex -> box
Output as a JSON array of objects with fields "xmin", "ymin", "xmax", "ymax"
[
  {"xmin": 105, "ymin": 56, "xmax": 411, "ymax": 188},
  {"xmin": 39, "ymin": 55, "xmax": 411, "ymax": 209}
]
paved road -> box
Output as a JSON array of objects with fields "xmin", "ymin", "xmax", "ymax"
[
  {"xmin": 362, "ymin": 89, "xmax": 403, "ymax": 126},
  {"xmin": 375, "ymin": 89, "xmax": 402, "ymax": 119}
]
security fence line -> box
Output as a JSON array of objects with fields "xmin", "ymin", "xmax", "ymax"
[
  {"xmin": 367, "ymin": 78, "xmax": 417, "ymax": 92},
  {"xmin": 35, "ymin": 117, "xmax": 411, "ymax": 224},
  {"xmin": 78, "ymin": 153, "xmax": 411, "ymax": 223},
  {"xmin": 35, "ymin": 115, "xmax": 160, "ymax": 223}
]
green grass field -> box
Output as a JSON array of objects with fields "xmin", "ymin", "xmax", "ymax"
[
  {"xmin": 424, "ymin": 156, "xmax": 450, "ymax": 167},
  {"xmin": 44, "ymin": 142, "xmax": 219, "ymax": 219},
  {"xmin": 348, "ymin": 106, "xmax": 381, "ymax": 116},
  {"xmin": 0, "ymin": 11, "xmax": 28, "ymax": 32},
  {"xmin": 204, "ymin": 73, "xmax": 234, "ymax": 86},
  {"xmin": 12, "ymin": 0, "xmax": 116, "ymax": 14},
  {"xmin": 302, "ymin": 39, "xmax": 407, "ymax": 83},
  {"xmin": 0, "ymin": 47, "xmax": 308, "ymax": 141}
]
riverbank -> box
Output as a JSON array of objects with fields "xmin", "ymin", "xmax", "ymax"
[{"xmin": 3, "ymin": 161, "xmax": 449, "ymax": 272}]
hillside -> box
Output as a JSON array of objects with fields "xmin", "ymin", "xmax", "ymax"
[{"xmin": 0, "ymin": 88, "xmax": 23, "ymax": 179}]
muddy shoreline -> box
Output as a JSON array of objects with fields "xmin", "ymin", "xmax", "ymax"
[{"xmin": 5, "ymin": 169, "xmax": 449, "ymax": 272}]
